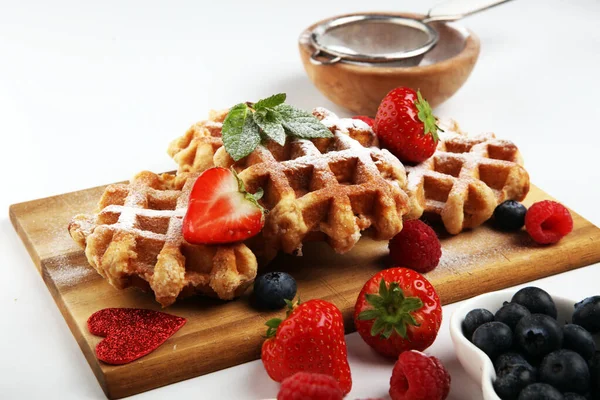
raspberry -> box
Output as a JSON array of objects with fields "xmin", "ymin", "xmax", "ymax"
[
  {"xmin": 430, "ymin": 356, "xmax": 451, "ymax": 399},
  {"xmin": 353, "ymin": 115, "xmax": 375, "ymax": 127},
  {"xmin": 277, "ymin": 372, "xmax": 344, "ymax": 400},
  {"xmin": 389, "ymin": 220, "xmax": 441, "ymax": 273},
  {"xmin": 525, "ymin": 200, "xmax": 573, "ymax": 244},
  {"xmin": 389, "ymin": 351, "xmax": 451, "ymax": 400}
]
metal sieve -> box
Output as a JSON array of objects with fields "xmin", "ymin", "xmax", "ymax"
[{"xmin": 309, "ymin": 0, "xmax": 514, "ymax": 66}]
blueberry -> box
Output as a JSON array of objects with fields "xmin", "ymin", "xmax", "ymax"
[
  {"xmin": 515, "ymin": 314, "xmax": 563, "ymax": 360},
  {"xmin": 472, "ymin": 321, "xmax": 513, "ymax": 361},
  {"xmin": 573, "ymin": 296, "xmax": 600, "ymax": 333},
  {"xmin": 494, "ymin": 365, "xmax": 537, "ymax": 400},
  {"xmin": 493, "ymin": 352, "xmax": 537, "ymax": 400},
  {"xmin": 252, "ymin": 272, "xmax": 297, "ymax": 309},
  {"xmin": 494, "ymin": 200, "xmax": 527, "ymax": 231},
  {"xmin": 564, "ymin": 394, "xmax": 587, "ymax": 400},
  {"xmin": 495, "ymin": 352, "xmax": 537, "ymax": 375},
  {"xmin": 463, "ymin": 308, "xmax": 495, "ymax": 341},
  {"xmin": 496, "ymin": 302, "xmax": 532, "ymax": 331},
  {"xmin": 540, "ymin": 350, "xmax": 590, "ymax": 394},
  {"xmin": 518, "ymin": 383, "xmax": 564, "ymax": 400},
  {"xmin": 589, "ymin": 352, "xmax": 600, "ymax": 395},
  {"xmin": 512, "ymin": 287, "xmax": 558, "ymax": 319},
  {"xmin": 563, "ymin": 324, "xmax": 596, "ymax": 361}
]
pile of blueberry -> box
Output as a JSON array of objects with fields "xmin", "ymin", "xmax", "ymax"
[{"xmin": 462, "ymin": 287, "xmax": 600, "ymax": 400}]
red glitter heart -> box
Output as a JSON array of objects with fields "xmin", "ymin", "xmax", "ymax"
[{"xmin": 88, "ymin": 308, "xmax": 186, "ymax": 365}]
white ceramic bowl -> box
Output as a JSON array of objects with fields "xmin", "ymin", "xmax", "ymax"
[{"xmin": 450, "ymin": 289, "xmax": 599, "ymax": 400}]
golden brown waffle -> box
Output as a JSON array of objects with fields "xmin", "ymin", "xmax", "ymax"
[
  {"xmin": 212, "ymin": 107, "xmax": 411, "ymax": 259},
  {"xmin": 68, "ymin": 170, "xmax": 257, "ymax": 307},
  {"xmin": 167, "ymin": 109, "xmax": 227, "ymax": 187},
  {"xmin": 405, "ymin": 119, "xmax": 530, "ymax": 234}
]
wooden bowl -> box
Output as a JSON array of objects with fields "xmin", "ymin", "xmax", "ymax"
[{"xmin": 298, "ymin": 12, "xmax": 481, "ymax": 115}]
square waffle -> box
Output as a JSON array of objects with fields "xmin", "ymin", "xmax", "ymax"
[
  {"xmin": 405, "ymin": 119, "xmax": 530, "ymax": 234},
  {"xmin": 212, "ymin": 108, "xmax": 411, "ymax": 260},
  {"xmin": 68, "ymin": 170, "xmax": 257, "ymax": 307}
]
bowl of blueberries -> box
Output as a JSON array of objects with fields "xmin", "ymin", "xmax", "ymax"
[{"xmin": 450, "ymin": 287, "xmax": 600, "ymax": 400}]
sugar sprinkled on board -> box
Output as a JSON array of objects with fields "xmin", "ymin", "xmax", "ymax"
[
  {"xmin": 46, "ymin": 254, "xmax": 97, "ymax": 288},
  {"xmin": 436, "ymin": 228, "xmax": 522, "ymax": 272}
]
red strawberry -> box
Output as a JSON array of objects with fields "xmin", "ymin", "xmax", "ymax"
[
  {"xmin": 353, "ymin": 115, "xmax": 375, "ymax": 127},
  {"xmin": 182, "ymin": 167, "xmax": 265, "ymax": 244},
  {"xmin": 353, "ymin": 268, "xmax": 442, "ymax": 358},
  {"xmin": 261, "ymin": 299, "xmax": 352, "ymax": 395},
  {"xmin": 374, "ymin": 87, "xmax": 441, "ymax": 163},
  {"xmin": 277, "ymin": 372, "xmax": 344, "ymax": 400}
]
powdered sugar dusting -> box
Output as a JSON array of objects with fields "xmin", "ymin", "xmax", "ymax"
[
  {"xmin": 276, "ymin": 108, "xmax": 404, "ymax": 178},
  {"xmin": 46, "ymin": 255, "xmax": 97, "ymax": 288},
  {"xmin": 436, "ymin": 229, "xmax": 519, "ymax": 273}
]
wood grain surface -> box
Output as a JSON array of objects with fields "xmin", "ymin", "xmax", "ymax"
[{"xmin": 9, "ymin": 183, "xmax": 600, "ymax": 399}]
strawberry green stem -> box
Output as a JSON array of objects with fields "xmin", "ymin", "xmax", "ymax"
[
  {"xmin": 264, "ymin": 298, "xmax": 300, "ymax": 338},
  {"xmin": 414, "ymin": 90, "xmax": 443, "ymax": 142},
  {"xmin": 357, "ymin": 279, "xmax": 423, "ymax": 339}
]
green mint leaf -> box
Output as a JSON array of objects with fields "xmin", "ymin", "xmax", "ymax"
[
  {"xmin": 254, "ymin": 93, "xmax": 286, "ymax": 110},
  {"xmin": 274, "ymin": 104, "xmax": 333, "ymax": 139},
  {"xmin": 253, "ymin": 108, "xmax": 286, "ymax": 146},
  {"xmin": 222, "ymin": 103, "xmax": 261, "ymax": 161}
]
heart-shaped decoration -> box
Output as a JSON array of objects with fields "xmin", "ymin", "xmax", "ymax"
[{"xmin": 88, "ymin": 308, "xmax": 186, "ymax": 365}]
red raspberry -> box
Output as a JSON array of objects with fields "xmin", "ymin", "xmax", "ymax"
[
  {"xmin": 430, "ymin": 356, "xmax": 451, "ymax": 399},
  {"xmin": 389, "ymin": 351, "xmax": 451, "ymax": 400},
  {"xmin": 277, "ymin": 372, "xmax": 344, "ymax": 400},
  {"xmin": 353, "ymin": 115, "xmax": 375, "ymax": 127},
  {"xmin": 389, "ymin": 220, "xmax": 442, "ymax": 273},
  {"xmin": 525, "ymin": 200, "xmax": 573, "ymax": 244}
]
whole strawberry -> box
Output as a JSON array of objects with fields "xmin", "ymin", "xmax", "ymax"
[
  {"xmin": 354, "ymin": 268, "xmax": 442, "ymax": 358},
  {"xmin": 262, "ymin": 299, "xmax": 352, "ymax": 394},
  {"xmin": 374, "ymin": 87, "xmax": 441, "ymax": 163}
]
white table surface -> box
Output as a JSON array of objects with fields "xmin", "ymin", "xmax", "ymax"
[{"xmin": 1, "ymin": 0, "xmax": 599, "ymax": 399}]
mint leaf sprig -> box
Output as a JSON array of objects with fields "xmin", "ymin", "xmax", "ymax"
[{"xmin": 221, "ymin": 93, "xmax": 333, "ymax": 161}]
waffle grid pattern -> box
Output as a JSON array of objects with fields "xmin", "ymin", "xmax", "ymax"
[
  {"xmin": 213, "ymin": 108, "xmax": 410, "ymax": 259},
  {"xmin": 68, "ymin": 171, "xmax": 257, "ymax": 307},
  {"xmin": 405, "ymin": 120, "xmax": 530, "ymax": 234}
]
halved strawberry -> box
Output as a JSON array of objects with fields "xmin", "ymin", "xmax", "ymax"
[{"xmin": 182, "ymin": 167, "xmax": 265, "ymax": 244}]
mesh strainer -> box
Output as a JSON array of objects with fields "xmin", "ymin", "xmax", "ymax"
[{"xmin": 309, "ymin": 0, "xmax": 514, "ymax": 66}]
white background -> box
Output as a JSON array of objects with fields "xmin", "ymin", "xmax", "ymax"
[{"xmin": 1, "ymin": 0, "xmax": 599, "ymax": 398}]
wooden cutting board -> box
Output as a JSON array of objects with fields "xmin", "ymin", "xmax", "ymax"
[{"xmin": 9, "ymin": 183, "xmax": 600, "ymax": 399}]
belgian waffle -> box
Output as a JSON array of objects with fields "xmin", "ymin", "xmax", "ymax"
[
  {"xmin": 68, "ymin": 170, "xmax": 257, "ymax": 307},
  {"xmin": 405, "ymin": 119, "xmax": 530, "ymax": 234},
  {"xmin": 212, "ymin": 108, "xmax": 411, "ymax": 259},
  {"xmin": 167, "ymin": 109, "xmax": 227, "ymax": 187}
]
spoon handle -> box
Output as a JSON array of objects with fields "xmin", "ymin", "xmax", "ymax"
[{"xmin": 422, "ymin": 0, "xmax": 515, "ymax": 24}]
